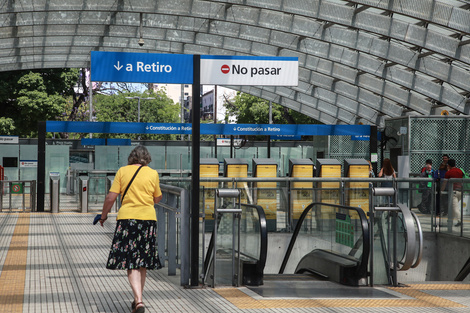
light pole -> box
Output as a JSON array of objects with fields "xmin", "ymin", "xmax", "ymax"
[{"xmin": 125, "ymin": 96, "xmax": 155, "ymax": 123}]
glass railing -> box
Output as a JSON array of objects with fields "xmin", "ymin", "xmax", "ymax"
[
  {"xmin": 162, "ymin": 176, "xmax": 438, "ymax": 232},
  {"xmin": 203, "ymin": 200, "xmax": 267, "ymax": 287},
  {"xmin": 278, "ymin": 202, "xmax": 370, "ymax": 286}
]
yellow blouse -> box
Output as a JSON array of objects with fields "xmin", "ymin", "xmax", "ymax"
[{"xmin": 110, "ymin": 165, "xmax": 162, "ymax": 221}]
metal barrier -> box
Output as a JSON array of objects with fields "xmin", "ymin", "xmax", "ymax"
[
  {"xmin": 208, "ymin": 189, "xmax": 242, "ymax": 287},
  {"xmin": 156, "ymin": 184, "xmax": 190, "ymax": 286},
  {"xmin": 50, "ymin": 173, "xmax": 60, "ymax": 213},
  {"xmin": 369, "ymin": 186, "xmax": 423, "ymax": 286},
  {"xmin": 105, "ymin": 175, "xmax": 118, "ymax": 213},
  {"xmin": 78, "ymin": 176, "xmax": 89, "ymax": 213},
  {"xmin": 0, "ymin": 180, "xmax": 36, "ymax": 212}
]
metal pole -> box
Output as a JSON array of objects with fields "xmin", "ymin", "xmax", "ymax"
[
  {"xmin": 138, "ymin": 97, "xmax": 141, "ymax": 123},
  {"xmin": 37, "ymin": 121, "xmax": 46, "ymax": 212},
  {"xmin": 190, "ymin": 54, "xmax": 201, "ymax": 287}
]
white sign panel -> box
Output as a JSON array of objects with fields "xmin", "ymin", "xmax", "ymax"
[
  {"xmin": 0, "ymin": 136, "xmax": 19, "ymax": 144},
  {"xmin": 20, "ymin": 160, "xmax": 38, "ymax": 168},
  {"xmin": 200, "ymin": 56, "xmax": 298, "ymax": 86},
  {"xmin": 217, "ymin": 138, "xmax": 244, "ymax": 146}
]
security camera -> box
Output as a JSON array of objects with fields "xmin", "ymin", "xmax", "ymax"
[{"xmin": 138, "ymin": 38, "xmax": 144, "ymax": 46}]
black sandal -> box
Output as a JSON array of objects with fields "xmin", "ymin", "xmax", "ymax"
[{"xmin": 132, "ymin": 302, "xmax": 145, "ymax": 313}]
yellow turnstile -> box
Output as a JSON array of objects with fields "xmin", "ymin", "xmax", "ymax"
[
  {"xmin": 224, "ymin": 158, "xmax": 249, "ymax": 203},
  {"xmin": 289, "ymin": 159, "xmax": 314, "ymax": 224},
  {"xmin": 316, "ymin": 159, "xmax": 341, "ymax": 219},
  {"xmin": 252, "ymin": 158, "xmax": 278, "ymax": 231},
  {"xmin": 200, "ymin": 158, "xmax": 219, "ymax": 231},
  {"xmin": 344, "ymin": 159, "xmax": 369, "ymax": 216}
]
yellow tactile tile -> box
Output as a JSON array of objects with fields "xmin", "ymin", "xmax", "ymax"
[
  {"xmin": 0, "ymin": 214, "xmax": 30, "ymax": 313},
  {"xmin": 215, "ymin": 284, "xmax": 468, "ymax": 309}
]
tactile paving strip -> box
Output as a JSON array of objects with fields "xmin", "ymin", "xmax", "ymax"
[{"xmin": 215, "ymin": 284, "xmax": 469, "ymax": 309}]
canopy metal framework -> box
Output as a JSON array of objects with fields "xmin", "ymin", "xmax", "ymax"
[{"xmin": 1, "ymin": 0, "xmax": 470, "ymax": 127}]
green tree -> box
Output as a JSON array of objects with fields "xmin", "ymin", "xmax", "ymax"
[
  {"xmin": 0, "ymin": 69, "xmax": 80, "ymax": 137},
  {"xmin": 0, "ymin": 117, "xmax": 15, "ymax": 135},
  {"xmin": 224, "ymin": 92, "xmax": 320, "ymax": 124},
  {"xmin": 224, "ymin": 92, "xmax": 320, "ymax": 141},
  {"xmin": 93, "ymin": 89, "xmax": 180, "ymax": 140}
]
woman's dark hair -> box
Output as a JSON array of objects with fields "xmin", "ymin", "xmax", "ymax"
[
  {"xmin": 382, "ymin": 158, "xmax": 394, "ymax": 176},
  {"xmin": 128, "ymin": 145, "xmax": 152, "ymax": 166},
  {"xmin": 448, "ymin": 159, "xmax": 456, "ymax": 168}
]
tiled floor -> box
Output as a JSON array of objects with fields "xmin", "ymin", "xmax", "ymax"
[{"xmin": 1, "ymin": 212, "xmax": 470, "ymax": 313}]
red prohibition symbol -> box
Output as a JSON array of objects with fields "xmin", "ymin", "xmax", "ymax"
[
  {"xmin": 221, "ymin": 64, "xmax": 230, "ymax": 74},
  {"xmin": 12, "ymin": 185, "xmax": 20, "ymax": 192}
]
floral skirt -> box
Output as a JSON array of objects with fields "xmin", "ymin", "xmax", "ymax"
[{"xmin": 106, "ymin": 219, "xmax": 162, "ymax": 270}]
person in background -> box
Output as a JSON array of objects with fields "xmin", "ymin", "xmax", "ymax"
[
  {"xmin": 367, "ymin": 160, "xmax": 375, "ymax": 177},
  {"xmin": 378, "ymin": 158, "xmax": 396, "ymax": 183},
  {"xmin": 378, "ymin": 158, "xmax": 396, "ymax": 203},
  {"xmin": 434, "ymin": 162, "xmax": 448, "ymax": 216},
  {"xmin": 441, "ymin": 159, "xmax": 463, "ymax": 227},
  {"xmin": 442, "ymin": 154, "xmax": 450, "ymax": 166},
  {"xmin": 99, "ymin": 145, "xmax": 163, "ymax": 313},
  {"xmin": 417, "ymin": 159, "xmax": 434, "ymax": 214}
]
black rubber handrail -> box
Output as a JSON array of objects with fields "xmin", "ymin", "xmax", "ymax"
[
  {"xmin": 203, "ymin": 203, "xmax": 268, "ymax": 280},
  {"xmin": 279, "ymin": 202, "xmax": 370, "ymax": 281}
]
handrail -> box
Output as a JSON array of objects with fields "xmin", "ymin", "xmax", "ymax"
[
  {"xmin": 279, "ymin": 202, "xmax": 370, "ymax": 281},
  {"xmin": 409, "ymin": 210, "xmax": 423, "ymax": 269},
  {"xmin": 203, "ymin": 202, "xmax": 268, "ymax": 285},
  {"xmin": 239, "ymin": 203, "xmax": 268, "ymax": 275},
  {"xmin": 156, "ymin": 183, "xmax": 190, "ymax": 286}
]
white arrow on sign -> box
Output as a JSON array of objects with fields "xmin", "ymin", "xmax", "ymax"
[{"xmin": 114, "ymin": 61, "xmax": 123, "ymax": 71}]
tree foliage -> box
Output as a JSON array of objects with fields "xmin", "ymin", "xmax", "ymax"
[
  {"xmin": 0, "ymin": 69, "xmax": 80, "ymax": 137},
  {"xmin": 224, "ymin": 92, "xmax": 320, "ymax": 125},
  {"xmin": 92, "ymin": 89, "xmax": 180, "ymax": 140}
]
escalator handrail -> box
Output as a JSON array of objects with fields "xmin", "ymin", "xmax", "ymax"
[
  {"xmin": 279, "ymin": 202, "xmax": 370, "ymax": 280},
  {"xmin": 409, "ymin": 210, "xmax": 423, "ymax": 269},
  {"xmin": 239, "ymin": 203, "xmax": 268, "ymax": 273},
  {"xmin": 395, "ymin": 204, "xmax": 418, "ymax": 271},
  {"xmin": 203, "ymin": 203, "xmax": 268, "ymax": 278}
]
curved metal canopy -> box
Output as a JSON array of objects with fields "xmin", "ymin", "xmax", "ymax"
[{"xmin": 1, "ymin": 0, "xmax": 470, "ymax": 127}]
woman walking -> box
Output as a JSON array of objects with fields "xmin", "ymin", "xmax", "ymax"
[{"xmin": 99, "ymin": 146, "xmax": 162, "ymax": 313}]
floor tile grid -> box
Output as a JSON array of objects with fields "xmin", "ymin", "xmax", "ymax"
[{"xmin": 0, "ymin": 214, "xmax": 17, "ymax": 272}]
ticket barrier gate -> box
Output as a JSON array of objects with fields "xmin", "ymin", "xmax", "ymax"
[
  {"xmin": 289, "ymin": 159, "xmax": 314, "ymax": 229},
  {"xmin": 344, "ymin": 159, "xmax": 370, "ymax": 215},
  {"xmin": 207, "ymin": 189, "xmax": 242, "ymax": 287},
  {"xmin": 50, "ymin": 172, "xmax": 60, "ymax": 213},
  {"xmin": 224, "ymin": 158, "xmax": 250, "ymax": 203},
  {"xmin": 200, "ymin": 158, "xmax": 219, "ymax": 232},
  {"xmin": 316, "ymin": 159, "xmax": 342, "ymax": 231},
  {"xmin": 106, "ymin": 175, "xmax": 118, "ymax": 213},
  {"xmin": 79, "ymin": 176, "xmax": 89, "ymax": 213},
  {"xmin": 252, "ymin": 158, "xmax": 278, "ymax": 231}
]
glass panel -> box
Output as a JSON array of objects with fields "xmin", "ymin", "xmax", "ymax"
[
  {"xmin": 19, "ymin": 145, "xmax": 37, "ymax": 181},
  {"xmin": 46, "ymin": 146, "xmax": 69, "ymax": 193},
  {"xmin": 214, "ymin": 201, "xmax": 238, "ymax": 286},
  {"xmin": 118, "ymin": 146, "xmax": 134, "ymax": 167},
  {"xmin": 281, "ymin": 204, "xmax": 366, "ymax": 275},
  {"xmin": 166, "ymin": 146, "xmax": 190, "ymax": 171},
  {"xmin": 95, "ymin": 146, "xmax": 119, "ymax": 171}
]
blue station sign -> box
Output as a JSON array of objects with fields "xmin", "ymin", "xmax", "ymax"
[
  {"xmin": 91, "ymin": 51, "xmax": 193, "ymax": 84},
  {"xmin": 47, "ymin": 121, "xmax": 370, "ymax": 137}
]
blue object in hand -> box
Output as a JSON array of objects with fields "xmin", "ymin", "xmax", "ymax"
[{"xmin": 93, "ymin": 214, "xmax": 102, "ymax": 225}]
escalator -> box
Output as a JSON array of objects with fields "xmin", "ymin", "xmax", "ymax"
[
  {"xmin": 278, "ymin": 202, "xmax": 370, "ymax": 286},
  {"xmin": 203, "ymin": 198, "xmax": 423, "ymax": 289}
]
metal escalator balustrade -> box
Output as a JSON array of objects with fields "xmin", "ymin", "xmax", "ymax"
[
  {"xmin": 203, "ymin": 190, "xmax": 267, "ymax": 287},
  {"xmin": 371, "ymin": 186, "xmax": 423, "ymax": 286}
]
